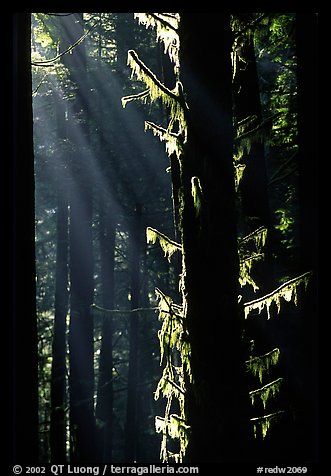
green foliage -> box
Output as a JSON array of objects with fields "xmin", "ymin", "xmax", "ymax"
[{"xmin": 274, "ymin": 208, "xmax": 294, "ymax": 234}]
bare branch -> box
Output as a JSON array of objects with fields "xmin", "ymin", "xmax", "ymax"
[{"xmin": 91, "ymin": 304, "xmax": 157, "ymax": 314}]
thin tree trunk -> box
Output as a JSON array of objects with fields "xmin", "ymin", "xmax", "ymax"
[
  {"xmin": 95, "ymin": 198, "xmax": 116, "ymax": 463},
  {"xmin": 50, "ymin": 172, "xmax": 69, "ymax": 462},
  {"xmin": 125, "ymin": 204, "xmax": 143, "ymax": 462},
  {"xmin": 11, "ymin": 12, "xmax": 39, "ymax": 463},
  {"xmin": 50, "ymin": 86, "xmax": 70, "ymax": 463}
]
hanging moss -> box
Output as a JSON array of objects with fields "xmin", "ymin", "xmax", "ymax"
[
  {"xmin": 234, "ymin": 163, "xmax": 246, "ymax": 191},
  {"xmin": 152, "ymin": 284, "xmax": 191, "ymax": 463},
  {"xmin": 246, "ymin": 348, "xmax": 280, "ymax": 383},
  {"xmin": 145, "ymin": 121, "xmax": 183, "ymax": 160},
  {"xmin": 122, "ymin": 49, "xmax": 187, "ymax": 138},
  {"xmin": 237, "ymin": 227, "xmax": 268, "ymax": 291},
  {"xmin": 239, "ymin": 252, "xmax": 264, "ymax": 291},
  {"xmin": 238, "ymin": 226, "xmax": 268, "ymax": 253},
  {"xmin": 146, "ymin": 227, "xmax": 182, "ymax": 262},
  {"xmin": 249, "ymin": 377, "xmax": 283, "ymax": 409},
  {"xmin": 134, "ymin": 13, "xmax": 180, "ymax": 74}
]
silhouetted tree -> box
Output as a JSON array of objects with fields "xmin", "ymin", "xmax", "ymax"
[
  {"xmin": 11, "ymin": 12, "xmax": 39, "ymax": 463},
  {"xmin": 296, "ymin": 12, "xmax": 318, "ymax": 464}
]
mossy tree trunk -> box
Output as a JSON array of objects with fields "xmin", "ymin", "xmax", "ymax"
[{"xmin": 178, "ymin": 13, "xmax": 251, "ymax": 462}]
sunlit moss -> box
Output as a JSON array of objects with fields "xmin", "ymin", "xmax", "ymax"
[
  {"xmin": 239, "ymin": 253, "xmax": 264, "ymax": 291},
  {"xmin": 249, "ymin": 377, "xmax": 283, "ymax": 409},
  {"xmin": 144, "ymin": 121, "xmax": 184, "ymax": 160},
  {"xmin": 234, "ymin": 163, "xmax": 246, "ymax": 191},
  {"xmin": 146, "ymin": 227, "xmax": 182, "ymax": 262},
  {"xmin": 244, "ymin": 271, "xmax": 312, "ymax": 320},
  {"xmin": 274, "ymin": 208, "xmax": 294, "ymax": 234},
  {"xmin": 251, "ymin": 410, "xmax": 285, "ymax": 439},
  {"xmin": 246, "ymin": 348, "xmax": 280, "ymax": 383},
  {"xmin": 238, "ymin": 226, "xmax": 268, "ymax": 253},
  {"xmin": 134, "ymin": 13, "xmax": 180, "ymax": 74},
  {"xmin": 152, "ymin": 284, "xmax": 191, "ymax": 463}
]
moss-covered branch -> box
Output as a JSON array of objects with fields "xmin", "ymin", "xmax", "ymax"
[
  {"xmin": 250, "ymin": 410, "xmax": 285, "ymax": 439},
  {"xmin": 244, "ymin": 271, "xmax": 312, "ymax": 319},
  {"xmin": 249, "ymin": 377, "xmax": 283, "ymax": 408},
  {"xmin": 147, "ymin": 227, "xmax": 182, "ymax": 261},
  {"xmin": 246, "ymin": 348, "xmax": 280, "ymax": 383}
]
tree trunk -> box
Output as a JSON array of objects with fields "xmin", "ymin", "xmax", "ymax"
[
  {"xmin": 178, "ymin": 13, "xmax": 251, "ymax": 463},
  {"xmin": 95, "ymin": 198, "xmax": 116, "ymax": 463},
  {"xmin": 233, "ymin": 23, "xmax": 271, "ymax": 236},
  {"xmin": 125, "ymin": 204, "xmax": 143, "ymax": 462},
  {"xmin": 68, "ymin": 168, "xmax": 95, "ymax": 462},
  {"xmin": 66, "ymin": 14, "xmax": 96, "ymax": 463},
  {"xmin": 11, "ymin": 12, "xmax": 39, "ymax": 463},
  {"xmin": 50, "ymin": 87, "xmax": 70, "ymax": 463},
  {"xmin": 296, "ymin": 12, "xmax": 318, "ymax": 463},
  {"xmin": 50, "ymin": 170, "xmax": 69, "ymax": 462}
]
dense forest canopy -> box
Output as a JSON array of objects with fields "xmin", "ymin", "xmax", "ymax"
[{"xmin": 11, "ymin": 11, "xmax": 318, "ymax": 473}]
